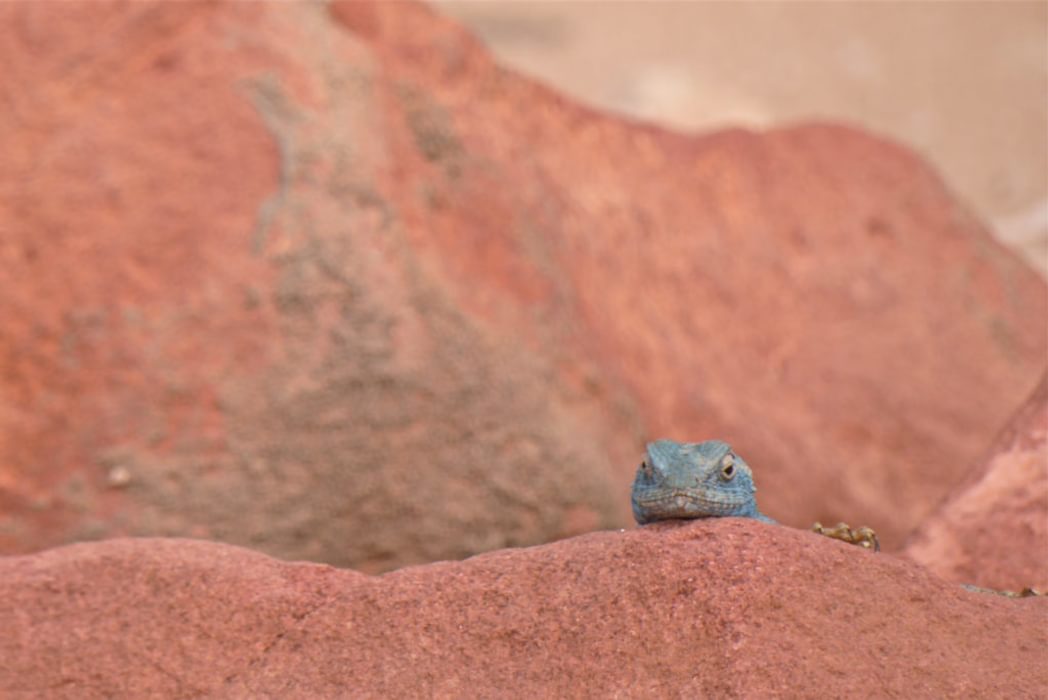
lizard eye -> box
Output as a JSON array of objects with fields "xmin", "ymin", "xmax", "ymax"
[
  {"xmin": 720, "ymin": 454, "xmax": 735, "ymax": 480},
  {"xmin": 640, "ymin": 460, "xmax": 653, "ymax": 478}
]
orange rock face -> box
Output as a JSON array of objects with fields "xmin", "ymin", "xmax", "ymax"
[
  {"xmin": 0, "ymin": 0, "xmax": 1045, "ymax": 569},
  {"xmin": 905, "ymin": 373, "xmax": 1048, "ymax": 591},
  {"xmin": 2, "ymin": 531, "xmax": 1045, "ymax": 696}
]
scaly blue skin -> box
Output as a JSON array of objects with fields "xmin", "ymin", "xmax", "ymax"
[{"xmin": 631, "ymin": 439, "xmax": 776, "ymax": 525}]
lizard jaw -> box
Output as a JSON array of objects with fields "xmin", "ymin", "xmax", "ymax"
[{"xmin": 632, "ymin": 488, "xmax": 753, "ymax": 522}]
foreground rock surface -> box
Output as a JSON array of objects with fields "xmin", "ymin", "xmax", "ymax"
[
  {"xmin": 905, "ymin": 373, "xmax": 1048, "ymax": 591},
  {"xmin": 2, "ymin": 530, "xmax": 1045, "ymax": 697},
  {"xmin": 1, "ymin": 1, "xmax": 1045, "ymax": 567}
]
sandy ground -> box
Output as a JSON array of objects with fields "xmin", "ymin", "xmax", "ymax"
[{"xmin": 436, "ymin": 1, "xmax": 1047, "ymax": 277}]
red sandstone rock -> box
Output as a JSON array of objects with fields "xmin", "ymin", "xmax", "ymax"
[
  {"xmin": 0, "ymin": 1, "xmax": 1045, "ymax": 568},
  {"xmin": 904, "ymin": 373, "xmax": 1048, "ymax": 591},
  {"xmin": 1, "ymin": 530, "xmax": 1045, "ymax": 697}
]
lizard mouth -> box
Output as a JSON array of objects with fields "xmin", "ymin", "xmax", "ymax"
[{"xmin": 633, "ymin": 488, "xmax": 750, "ymax": 518}]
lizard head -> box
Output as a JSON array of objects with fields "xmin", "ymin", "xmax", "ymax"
[{"xmin": 631, "ymin": 439, "xmax": 766, "ymax": 524}]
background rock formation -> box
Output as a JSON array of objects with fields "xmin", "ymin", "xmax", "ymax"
[
  {"xmin": 905, "ymin": 373, "xmax": 1048, "ymax": 591},
  {"xmin": 437, "ymin": 1, "xmax": 1048, "ymax": 276},
  {"xmin": 0, "ymin": 1, "xmax": 1045, "ymax": 570}
]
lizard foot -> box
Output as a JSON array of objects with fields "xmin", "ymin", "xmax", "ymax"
[
  {"xmin": 961, "ymin": 584, "xmax": 1045, "ymax": 598},
  {"xmin": 811, "ymin": 522, "xmax": 880, "ymax": 552}
]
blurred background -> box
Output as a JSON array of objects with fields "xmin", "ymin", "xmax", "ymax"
[
  {"xmin": 438, "ymin": 1, "xmax": 1048, "ymax": 277},
  {"xmin": 1, "ymin": 0, "xmax": 1045, "ymax": 575}
]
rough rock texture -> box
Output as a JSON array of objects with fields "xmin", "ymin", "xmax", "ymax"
[
  {"xmin": 904, "ymin": 373, "xmax": 1048, "ymax": 591},
  {"xmin": 1, "ymin": 0, "xmax": 1045, "ymax": 568},
  {"xmin": 2, "ymin": 531, "xmax": 1045, "ymax": 697}
]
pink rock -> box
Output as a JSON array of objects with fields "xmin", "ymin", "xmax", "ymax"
[
  {"xmin": 0, "ymin": 0, "xmax": 1044, "ymax": 569},
  {"xmin": 905, "ymin": 373, "xmax": 1048, "ymax": 590},
  {"xmin": 1, "ymin": 530, "xmax": 1045, "ymax": 696}
]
